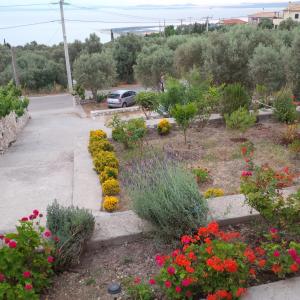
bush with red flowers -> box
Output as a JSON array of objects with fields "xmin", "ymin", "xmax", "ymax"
[
  {"xmin": 153, "ymin": 222, "xmax": 300, "ymax": 299},
  {"xmin": 240, "ymin": 164, "xmax": 300, "ymax": 232},
  {"xmin": 0, "ymin": 210, "xmax": 55, "ymax": 300}
]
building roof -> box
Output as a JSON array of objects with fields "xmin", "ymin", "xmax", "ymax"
[
  {"xmin": 284, "ymin": 2, "xmax": 300, "ymax": 11},
  {"xmin": 220, "ymin": 18, "xmax": 247, "ymax": 25},
  {"xmin": 248, "ymin": 11, "xmax": 278, "ymax": 18}
]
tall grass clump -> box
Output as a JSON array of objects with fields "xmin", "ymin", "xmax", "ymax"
[
  {"xmin": 47, "ymin": 201, "xmax": 95, "ymax": 271},
  {"xmin": 123, "ymin": 156, "xmax": 208, "ymax": 239}
]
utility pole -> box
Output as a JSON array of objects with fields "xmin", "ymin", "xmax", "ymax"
[
  {"xmin": 4, "ymin": 40, "xmax": 20, "ymax": 87},
  {"xmin": 163, "ymin": 19, "xmax": 166, "ymax": 37},
  {"xmin": 59, "ymin": 0, "xmax": 73, "ymax": 93},
  {"xmin": 206, "ymin": 16, "xmax": 209, "ymax": 32}
]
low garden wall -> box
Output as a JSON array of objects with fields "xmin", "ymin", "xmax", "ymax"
[
  {"xmin": 0, "ymin": 111, "xmax": 30, "ymax": 154},
  {"xmin": 73, "ymin": 95, "xmax": 97, "ymax": 105}
]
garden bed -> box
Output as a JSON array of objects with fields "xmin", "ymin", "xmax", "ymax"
[
  {"xmin": 113, "ymin": 120, "xmax": 300, "ymax": 211},
  {"xmin": 45, "ymin": 220, "xmax": 300, "ymax": 300}
]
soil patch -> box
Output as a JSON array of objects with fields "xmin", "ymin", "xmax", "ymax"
[{"xmin": 113, "ymin": 121, "xmax": 300, "ymax": 211}]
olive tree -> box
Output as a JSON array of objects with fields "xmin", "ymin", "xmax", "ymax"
[
  {"xmin": 73, "ymin": 51, "xmax": 117, "ymax": 100},
  {"xmin": 134, "ymin": 45, "xmax": 175, "ymax": 88},
  {"xmin": 249, "ymin": 45, "xmax": 285, "ymax": 92},
  {"xmin": 113, "ymin": 34, "xmax": 143, "ymax": 83}
]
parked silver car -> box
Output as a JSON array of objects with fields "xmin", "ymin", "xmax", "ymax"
[{"xmin": 107, "ymin": 90, "xmax": 136, "ymax": 108}]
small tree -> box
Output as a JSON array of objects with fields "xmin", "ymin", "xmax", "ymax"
[
  {"xmin": 73, "ymin": 51, "xmax": 117, "ymax": 100},
  {"xmin": 171, "ymin": 102, "xmax": 198, "ymax": 144},
  {"xmin": 135, "ymin": 91, "xmax": 159, "ymax": 119},
  {"xmin": 258, "ymin": 18, "xmax": 273, "ymax": 29}
]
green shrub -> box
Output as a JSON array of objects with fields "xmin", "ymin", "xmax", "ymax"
[
  {"xmin": 224, "ymin": 107, "xmax": 257, "ymax": 132},
  {"xmin": 108, "ymin": 115, "xmax": 147, "ymax": 150},
  {"xmin": 0, "ymin": 81, "xmax": 29, "ymax": 118},
  {"xmin": 123, "ymin": 277, "xmax": 155, "ymax": 300},
  {"xmin": 221, "ymin": 83, "xmax": 251, "ymax": 116},
  {"xmin": 96, "ymin": 93, "xmax": 107, "ymax": 103},
  {"xmin": 124, "ymin": 157, "xmax": 208, "ymax": 239},
  {"xmin": 274, "ymin": 88, "xmax": 298, "ymax": 123},
  {"xmin": 73, "ymin": 84, "xmax": 85, "ymax": 100},
  {"xmin": 0, "ymin": 210, "xmax": 54, "ymax": 300},
  {"xmin": 46, "ymin": 201, "xmax": 95, "ymax": 271},
  {"xmin": 192, "ymin": 167, "xmax": 210, "ymax": 184},
  {"xmin": 171, "ymin": 102, "xmax": 198, "ymax": 144},
  {"xmin": 136, "ymin": 91, "xmax": 159, "ymax": 119},
  {"xmin": 289, "ymin": 139, "xmax": 300, "ymax": 155}
]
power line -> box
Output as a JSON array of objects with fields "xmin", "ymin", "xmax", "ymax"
[
  {"xmin": 0, "ymin": 3, "xmax": 49, "ymax": 8},
  {"xmin": 0, "ymin": 20, "xmax": 60, "ymax": 30}
]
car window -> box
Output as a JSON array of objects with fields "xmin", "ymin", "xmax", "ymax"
[
  {"xmin": 129, "ymin": 91, "xmax": 136, "ymax": 96},
  {"xmin": 122, "ymin": 92, "xmax": 130, "ymax": 98},
  {"xmin": 108, "ymin": 93, "xmax": 120, "ymax": 99}
]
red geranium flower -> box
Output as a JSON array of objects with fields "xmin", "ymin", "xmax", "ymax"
[
  {"xmin": 258, "ymin": 259, "xmax": 266, "ymax": 268},
  {"xmin": 0, "ymin": 273, "xmax": 5, "ymax": 282},
  {"xmin": 33, "ymin": 209, "xmax": 39, "ymax": 216},
  {"xmin": 207, "ymin": 222, "xmax": 219, "ymax": 235},
  {"xmin": 290, "ymin": 263, "xmax": 299, "ymax": 272},
  {"xmin": 44, "ymin": 230, "xmax": 52, "ymax": 238},
  {"xmin": 207, "ymin": 294, "xmax": 217, "ymax": 300},
  {"xmin": 134, "ymin": 277, "xmax": 141, "ymax": 284},
  {"xmin": 167, "ymin": 266, "xmax": 175, "ymax": 275},
  {"xmin": 182, "ymin": 278, "xmax": 192, "ymax": 287},
  {"xmin": 47, "ymin": 256, "xmax": 54, "ymax": 263},
  {"xmin": 272, "ymin": 264, "xmax": 282, "ymax": 273},
  {"xmin": 4, "ymin": 237, "xmax": 10, "ymax": 244},
  {"xmin": 149, "ymin": 278, "xmax": 156, "ymax": 285},
  {"xmin": 165, "ymin": 280, "xmax": 172, "ymax": 288},
  {"xmin": 23, "ymin": 271, "xmax": 31, "ymax": 279},
  {"xmin": 175, "ymin": 286, "xmax": 182, "ymax": 293},
  {"xmin": 236, "ymin": 287, "xmax": 247, "ymax": 297},
  {"xmin": 273, "ymin": 250, "xmax": 280, "ymax": 257},
  {"xmin": 25, "ymin": 283, "xmax": 33, "ymax": 290},
  {"xmin": 8, "ymin": 240, "xmax": 17, "ymax": 248},
  {"xmin": 181, "ymin": 235, "xmax": 192, "ymax": 244},
  {"xmin": 0, "ymin": 234, "xmax": 4, "ymax": 240},
  {"xmin": 21, "ymin": 217, "xmax": 28, "ymax": 222},
  {"xmin": 224, "ymin": 259, "xmax": 238, "ymax": 273},
  {"xmin": 186, "ymin": 291, "xmax": 193, "ymax": 298}
]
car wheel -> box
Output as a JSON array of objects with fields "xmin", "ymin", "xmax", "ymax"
[{"xmin": 122, "ymin": 102, "xmax": 127, "ymax": 108}]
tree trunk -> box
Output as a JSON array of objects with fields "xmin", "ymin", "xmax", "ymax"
[{"xmin": 91, "ymin": 89, "xmax": 97, "ymax": 100}]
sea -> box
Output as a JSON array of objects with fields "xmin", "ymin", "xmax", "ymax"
[{"xmin": 0, "ymin": 3, "xmax": 289, "ymax": 46}]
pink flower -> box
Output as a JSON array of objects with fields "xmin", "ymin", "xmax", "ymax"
[
  {"xmin": 23, "ymin": 271, "xmax": 31, "ymax": 279},
  {"xmin": 270, "ymin": 228, "xmax": 278, "ymax": 234},
  {"xmin": 0, "ymin": 273, "xmax": 5, "ymax": 282},
  {"xmin": 29, "ymin": 214, "xmax": 36, "ymax": 220},
  {"xmin": 134, "ymin": 277, "xmax": 141, "ymax": 284},
  {"xmin": 0, "ymin": 234, "xmax": 4, "ymax": 240},
  {"xmin": 296, "ymin": 258, "xmax": 300, "ymax": 265},
  {"xmin": 25, "ymin": 283, "xmax": 33, "ymax": 290},
  {"xmin": 33, "ymin": 210, "xmax": 39, "ymax": 216},
  {"xmin": 182, "ymin": 278, "xmax": 192, "ymax": 287},
  {"xmin": 53, "ymin": 236, "xmax": 60, "ymax": 243},
  {"xmin": 4, "ymin": 238, "xmax": 10, "ymax": 244},
  {"xmin": 175, "ymin": 286, "xmax": 182, "ymax": 293},
  {"xmin": 44, "ymin": 230, "xmax": 51, "ymax": 238},
  {"xmin": 273, "ymin": 250, "xmax": 280, "ymax": 257},
  {"xmin": 21, "ymin": 217, "xmax": 28, "ymax": 222},
  {"xmin": 241, "ymin": 170, "xmax": 252, "ymax": 177},
  {"xmin": 149, "ymin": 278, "xmax": 156, "ymax": 285},
  {"xmin": 167, "ymin": 266, "xmax": 175, "ymax": 275},
  {"xmin": 8, "ymin": 240, "xmax": 17, "ymax": 248},
  {"xmin": 47, "ymin": 256, "xmax": 54, "ymax": 263},
  {"xmin": 155, "ymin": 255, "xmax": 165, "ymax": 266},
  {"xmin": 181, "ymin": 235, "xmax": 192, "ymax": 244},
  {"xmin": 165, "ymin": 280, "xmax": 172, "ymax": 288},
  {"xmin": 288, "ymin": 249, "xmax": 298, "ymax": 259}
]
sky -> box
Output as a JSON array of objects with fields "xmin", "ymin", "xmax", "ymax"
[{"xmin": 0, "ymin": 0, "xmax": 295, "ymax": 45}]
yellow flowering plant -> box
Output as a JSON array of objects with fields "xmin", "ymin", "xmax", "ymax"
[
  {"xmin": 157, "ymin": 119, "xmax": 172, "ymax": 136},
  {"xmin": 103, "ymin": 196, "xmax": 119, "ymax": 212},
  {"xmin": 204, "ymin": 188, "xmax": 225, "ymax": 199},
  {"xmin": 102, "ymin": 178, "xmax": 120, "ymax": 196}
]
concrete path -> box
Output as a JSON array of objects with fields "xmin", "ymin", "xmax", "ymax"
[{"xmin": 0, "ymin": 94, "xmax": 106, "ymax": 232}]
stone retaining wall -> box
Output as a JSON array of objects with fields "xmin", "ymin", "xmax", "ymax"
[
  {"xmin": 73, "ymin": 95, "xmax": 97, "ymax": 105},
  {"xmin": 0, "ymin": 111, "xmax": 29, "ymax": 154}
]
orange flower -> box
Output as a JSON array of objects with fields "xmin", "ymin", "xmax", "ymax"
[
  {"xmin": 224, "ymin": 259, "xmax": 238, "ymax": 273},
  {"xmin": 206, "ymin": 246, "xmax": 213, "ymax": 255},
  {"xmin": 186, "ymin": 266, "xmax": 195, "ymax": 273},
  {"xmin": 198, "ymin": 227, "xmax": 208, "ymax": 237},
  {"xmin": 244, "ymin": 248, "xmax": 256, "ymax": 263},
  {"xmin": 188, "ymin": 252, "xmax": 197, "ymax": 261},
  {"xmin": 249, "ymin": 268, "xmax": 256, "ymax": 276},
  {"xmin": 258, "ymin": 259, "xmax": 266, "ymax": 268},
  {"xmin": 255, "ymin": 247, "xmax": 266, "ymax": 256},
  {"xmin": 272, "ymin": 264, "xmax": 282, "ymax": 274},
  {"xmin": 290, "ymin": 263, "xmax": 299, "ymax": 272},
  {"xmin": 204, "ymin": 237, "xmax": 212, "ymax": 244},
  {"xmin": 236, "ymin": 287, "xmax": 247, "ymax": 297},
  {"xmin": 207, "ymin": 222, "xmax": 219, "ymax": 235},
  {"xmin": 175, "ymin": 254, "xmax": 191, "ymax": 267},
  {"xmin": 206, "ymin": 256, "xmax": 224, "ymax": 272}
]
